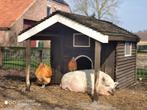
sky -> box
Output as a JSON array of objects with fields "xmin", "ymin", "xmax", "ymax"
[{"xmin": 65, "ymin": 0, "xmax": 147, "ymax": 32}]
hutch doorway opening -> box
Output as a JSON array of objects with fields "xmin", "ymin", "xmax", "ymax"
[{"xmin": 75, "ymin": 55, "xmax": 93, "ymax": 70}]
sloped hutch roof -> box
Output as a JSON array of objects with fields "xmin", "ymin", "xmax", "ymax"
[{"xmin": 18, "ymin": 11, "xmax": 140, "ymax": 42}]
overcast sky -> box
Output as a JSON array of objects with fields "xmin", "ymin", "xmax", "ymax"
[{"xmin": 65, "ymin": 0, "xmax": 147, "ymax": 32}]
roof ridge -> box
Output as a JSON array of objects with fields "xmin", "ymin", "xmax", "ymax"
[
  {"xmin": 56, "ymin": 11, "xmax": 116, "ymax": 25},
  {"xmin": 19, "ymin": 10, "xmax": 140, "ymax": 42}
]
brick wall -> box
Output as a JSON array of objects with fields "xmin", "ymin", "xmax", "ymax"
[
  {"xmin": 0, "ymin": 31, "xmax": 9, "ymax": 46},
  {"xmin": 24, "ymin": 0, "xmax": 47, "ymax": 21}
]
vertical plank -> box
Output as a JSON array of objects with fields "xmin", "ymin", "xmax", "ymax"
[
  {"xmin": 93, "ymin": 41, "xmax": 101, "ymax": 101},
  {"xmin": 25, "ymin": 40, "xmax": 31, "ymax": 91}
]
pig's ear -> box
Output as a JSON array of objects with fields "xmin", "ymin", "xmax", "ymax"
[{"xmin": 114, "ymin": 82, "xmax": 119, "ymax": 87}]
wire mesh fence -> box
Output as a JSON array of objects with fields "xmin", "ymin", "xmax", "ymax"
[
  {"xmin": 138, "ymin": 45, "xmax": 147, "ymax": 52},
  {"xmin": 137, "ymin": 52, "xmax": 147, "ymax": 80},
  {"xmin": 1, "ymin": 47, "xmax": 51, "ymax": 72},
  {"xmin": 137, "ymin": 68, "xmax": 147, "ymax": 80},
  {"xmin": 1, "ymin": 47, "xmax": 147, "ymax": 81}
]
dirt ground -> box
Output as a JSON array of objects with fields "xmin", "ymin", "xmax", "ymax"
[{"xmin": 0, "ymin": 69, "xmax": 147, "ymax": 110}]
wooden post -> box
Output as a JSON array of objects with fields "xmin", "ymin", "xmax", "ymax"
[
  {"xmin": 38, "ymin": 41, "xmax": 43, "ymax": 63},
  {"xmin": 25, "ymin": 40, "xmax": 31, "ymax": 91},
  {"xmin": 39, "ymin": 50, "xmax": 43, "ymax": 63},
  {"xmin": 93, "ymin": 41, "xmax": 101, "ymax": 101},
  {"xmin": 0, "ymin": 47, "xmax": 3, "ymax": 67}
]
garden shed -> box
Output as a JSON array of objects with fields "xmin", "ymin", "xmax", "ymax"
[{"xmin": 18, "ymin": 11, "xmax": 140, "ymax": 88}]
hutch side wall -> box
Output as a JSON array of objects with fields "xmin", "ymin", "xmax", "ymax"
[{"xmin": 116, "ymin": 42, "xmax": 137, "ymax": 88}]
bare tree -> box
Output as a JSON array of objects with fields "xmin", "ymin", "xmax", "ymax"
[
  {"xmin": 73, "ymin": 0, "xmax": 89, "ymax": 16},
  {"xmin": 70, "ymin": 0, "xmax": 119, "ymax": 22}
]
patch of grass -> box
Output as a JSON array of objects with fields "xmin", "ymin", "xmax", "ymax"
[
  {"xmin": 2, "ymin": 59, "xmax": 39, "ymax": 70},
  {"xmin": 137, "ymin": 68, "xmax": 147, "ymax": 79}
]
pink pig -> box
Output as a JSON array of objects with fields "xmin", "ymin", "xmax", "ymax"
[{"xmin": 60, "ymin": 70, "xmax": 118, "ymax": 96}]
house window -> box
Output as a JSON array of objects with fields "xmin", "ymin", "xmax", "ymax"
[
  {"xmin": 73, "ymin": 33, "xmax": 90, "ymax": 47},
  {"xmin": 124, "ymin": 42, "xmax": 132, "ymax": 56}
]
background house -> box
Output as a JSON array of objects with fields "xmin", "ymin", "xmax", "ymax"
[
  {"xmin": 0, "ymin": 0, "xmax": 70, "ymax": 47},
  {"xmin": 136, "ymin": 31, "xmax": 147, "ymax": 51},
  {"xmin": 0, "ymin": 0, "xmax": 47, "ymax": 47}
]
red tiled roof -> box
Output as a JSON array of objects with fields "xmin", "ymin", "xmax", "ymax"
[{"xmin": 0, "ymin": 0, "xmax": 35, "ymax": 28}]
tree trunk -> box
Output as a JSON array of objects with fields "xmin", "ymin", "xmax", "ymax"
[
  {"xmin": 93, "ymin": 41, "xmax": 101, "ymax": 101},
  {"xmin": 25, "ymin": 40, "xmax": 31, "ymax": 91}
]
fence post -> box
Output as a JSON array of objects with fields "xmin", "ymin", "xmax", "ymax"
[
  {"xmin": 25, "ymin": 40, "xmax": 31, "ymax": 91},
  {"xmin": 0, "ymin": 47, "xmax": 3, "ymax": 67},
  {"xmin": 39, "ymin": 50, "xmax": 43, "ymax": 63},
  {"xmin": 38, "ymin": 41, "xmax": 43, "ymax": 63}
]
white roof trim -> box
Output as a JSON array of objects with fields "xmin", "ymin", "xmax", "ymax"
[{"xmin": 17, "ymin": 14, "xmax": 109, "ymax": 43}]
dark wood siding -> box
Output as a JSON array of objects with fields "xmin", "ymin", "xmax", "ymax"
[
  {"xmin": 101, "ymin": 42, "xmax": 116, "ymax": 80},
  {"xmin": 60, "ymin": 27, "xmax": 95, "ymax": 73},
  {"xmin": 48, "ymin": 23, "xmax": 95, "ymax": 84},
  {"xmin": 116, "ymin": 42, "xmax": 137, "ymax": 88}
]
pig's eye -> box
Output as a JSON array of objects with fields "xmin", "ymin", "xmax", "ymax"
[{"xmin": 102, "ymin": 77, "xmax": 105, "ymax": 82}]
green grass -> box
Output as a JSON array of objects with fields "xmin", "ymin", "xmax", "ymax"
[
  {"xmin": 137, "ymin": 68, "xmax": 147, "ymax": 79},
  {"xmin": 1, "ymin": 47, "xmax": 51, "ymax": 70},
  {"xmin": 3, "ymin": 59, "xmax": 39, "ymax": 70}
]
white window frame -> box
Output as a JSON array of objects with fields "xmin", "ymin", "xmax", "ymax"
[
  {"xmin": 73, "ymin": 33, "xmax": 90, "ymax": 47},
  {"xmin": 36, "ymin": 40, "xmax": 39, "ymax": 47},
  {"xmin": 124, "ymin": 42, "xmax": 132, "ymax": 57}
]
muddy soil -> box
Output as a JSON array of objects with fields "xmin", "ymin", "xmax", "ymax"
[{"xmin": 0, "ymin": 69, "xmax": 146, "ymax": 110}]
